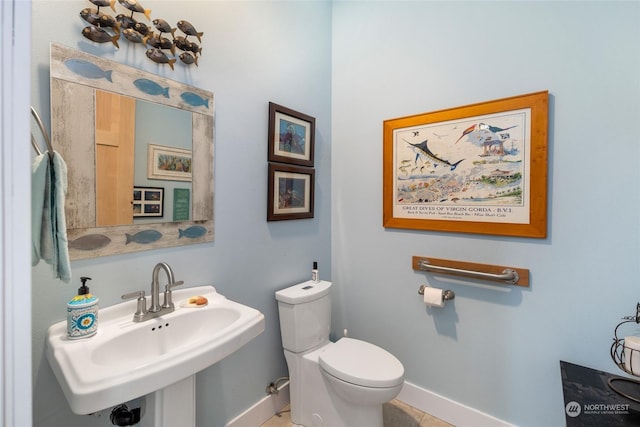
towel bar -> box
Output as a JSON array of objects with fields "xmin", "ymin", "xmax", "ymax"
[
  {"xmin": 30, "ymin": 106, "xmax": 54, "ymax": 158},
  {"xmin": 412, "ymin": 256, "xmax": 529, "ymax": 287},
  {"xmin": 420, "ymin": 260, "xmax": 519, "ymax": 284}
]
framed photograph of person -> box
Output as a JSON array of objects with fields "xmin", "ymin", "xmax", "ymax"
[
  {"xmin": 267, "ymin": 163, "xmax": 315, "ymax": 221},
  {"xmin": 268, "ymin": 102, "xmax": 315, "ymax": 167}
]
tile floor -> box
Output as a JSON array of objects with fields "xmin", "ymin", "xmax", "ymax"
[{"xmin": 261, "ymin": 399, "xmax": 454, "ymax": 427}]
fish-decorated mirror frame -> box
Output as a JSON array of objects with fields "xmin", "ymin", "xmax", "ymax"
[{"xmin": 50, "ymin": 43, "xmax": 214, "ymax": 260}]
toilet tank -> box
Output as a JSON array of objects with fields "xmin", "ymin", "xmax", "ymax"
[{"xmin": 276, "ymin": 280, "xmax": 332, "ymax": 353}]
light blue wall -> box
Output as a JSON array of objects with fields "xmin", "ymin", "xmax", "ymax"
[
  {"xmin": 332, "ymin": 2, "xmax": 640, "ymax": 427},
  {"xmin": 31, "ymin": 1, "xmax": 331, "ymax": 426},
  {"xmin": 31, "ymin": 1, "xmax": 640, "ymax": 427}
]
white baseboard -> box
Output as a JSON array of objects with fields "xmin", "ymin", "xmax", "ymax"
[
  {"xmin": 397, "ymin": 381, "xmax": 514, "ymax": 427},
  {"xmin": 226, "ymin": 380, "xmax": 512, "ymax": 427},
  {"xmin": 225, "ymin": 382, "xmax": 290, "ymax": 427}
]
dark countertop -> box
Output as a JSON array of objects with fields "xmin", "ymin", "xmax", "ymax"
[{"xmin": 561, "ymin": 360, "xmax": 640, "ymax": 426}]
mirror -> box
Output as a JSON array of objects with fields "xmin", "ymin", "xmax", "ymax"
[
  {"xmin": 50, "ymin": 44, "xmax": 214, "ymax": 260},
  {"xmin": 94, "ymin": 90, "xmax": 193, "ymax": 226}
]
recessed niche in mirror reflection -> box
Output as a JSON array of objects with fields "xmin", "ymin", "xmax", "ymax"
[{"xmin": 95, "ymin": 90, "xmax": 192, "ymax": 226}]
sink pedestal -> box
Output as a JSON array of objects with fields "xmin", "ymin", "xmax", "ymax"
[{"xmin": 141, "ymin": 375, "xmax": 196, "ymax": 427}]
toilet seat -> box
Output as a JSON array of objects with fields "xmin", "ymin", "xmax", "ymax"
[{"xmin": 318, "ymin": 338, "xmax": 404, "ymax": 388}]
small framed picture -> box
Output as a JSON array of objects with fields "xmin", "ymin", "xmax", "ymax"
[
  {"xmin": 147, "ymin": 144, "xmax": 192, "ymax": 182},
  {"xmin": 268, "ymin": 102, "xmax": 315, "ymax": 166},
  {"xmin": 133, "ymin": 186, "xmax": 164, "ymax": 218},
  {"xmin": 173, "ymin": 188, "xmax": 190, "ymax": 221},
  {"xmin": 267, "ymin": 163, "xmax": 315, "ymax": 221}
]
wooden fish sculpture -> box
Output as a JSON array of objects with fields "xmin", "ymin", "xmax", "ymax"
[
  {"xmin": 82, "ymin": 26, "xmax": 120, "ymax": 48},
  {"xmin": 88, "ymin": 0, "xmax": 116, "ymax": 12},
  {"xmin": 123, "ymin": 28, "xmax": 144, "ymax": 43},
  {"xmin": 174, "ymin": 36, "xmax": 202, "ymax": 55},
  {"xmin": 177, "ymin": 20, "xmax": 203, "ymax": 42},
  {"xmin": 133, "ymin": 22, "xmax": 150, "ymax": 36},
  {"xmin": 118, "ymin": 0, "xmax": 151, "ymax": 21},
  {"xmin": 146, "ymin": 48, "xmax": 176, "ymax": 71},
  {"xmin": 80, "ymin": 8, "xmax": 102, "ymax": 26},
  {"xmin": 115, "ymin": 13, "xmax": 137, "ymax": 30},
  {"xmin": 144, "ymin": 33, "xmax": 176, "ymax": 55},
  {"xmin": 179, "ymin": 52, "xmax": 198, "ymax": 67},
  {"xmin": 186, "ymin": 41, "xmax": 202, "ymax": 55},
  {"xmin": 81, "ymin": 8, "xmax": 120, "ymax": 33},
  {"xmin": 152, "ymin": 18, "xmax": 176, "ymax": 37},
  {"xmin": 98, "ymin": 14, "xmax": 121, "ymax": 34}
]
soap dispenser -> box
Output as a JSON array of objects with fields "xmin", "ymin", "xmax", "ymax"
[{"xmin": 67, "ymin": 276, "xmax": 99, "ymax": 339}]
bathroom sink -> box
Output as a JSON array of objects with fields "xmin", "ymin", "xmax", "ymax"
[{"xmin": 46, "ymin": 285, "xmax": 265, "ymax": 415}]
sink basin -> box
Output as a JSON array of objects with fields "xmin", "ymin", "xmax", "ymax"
[{"xmin": 46, "ymin": 285, "xmax": 265, "ymax": 415}]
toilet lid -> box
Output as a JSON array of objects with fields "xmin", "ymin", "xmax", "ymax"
[{"xmin": 318, "ymin": 338, "xmax": 404, "ymax": 388}]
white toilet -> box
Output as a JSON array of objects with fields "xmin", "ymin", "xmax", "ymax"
[{"xmin": 276, "ymin": 280, "xmax": 404, "ymax": 427}]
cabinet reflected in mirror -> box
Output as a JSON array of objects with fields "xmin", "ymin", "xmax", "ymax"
[
  {"xmin": 95, "ymin": 90, "xmax": 135, "ymax": 226},
  {"xmin": 50, "ymin": 44, "xmax": 213, "ymax": 259},
  {"xmin": 95, "ymin": 90, "xmax": 192, "ymax": 226}
]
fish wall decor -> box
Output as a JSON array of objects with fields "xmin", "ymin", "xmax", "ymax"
[
  {"xmin": 125, "ymin": 229, "xmax": 162, "ymax": 245},
  {"xmin": 77, "ymin": 0, "xmax": 204, "ymax": 69},
  {"xmin": 180, "ymin": 91, "xmax": 209, "ymax": 108},
  {"xmin": 64, "ymin": 59, "xmax": 114, "ymax": 82},
  {"xmin": 133, "ymin": 78, "xmax": 170, "ymax": 98},
  {"xmin": 89, "ymin": 0, "xmax": 116, "ymax": 13},
  {"xmin": 122, "ymin": 28, "xmax": 144, "ymax": 43},
  {"xmin": 178, "ymin": 226, "xmax": 207, "ymax": 239},
  {"xmin": 69, "ymin": 234, "xmax": 112, "ymax": 251},
  {"xmin": 179, "ymin": 52, "xmax": 198, "ymax": 67}
]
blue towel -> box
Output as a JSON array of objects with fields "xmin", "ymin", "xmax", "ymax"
[{"xmin": 31, "ymin": 151, "xmax": 71, "ymax": 283}]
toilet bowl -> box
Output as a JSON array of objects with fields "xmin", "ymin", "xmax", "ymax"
[
  {"xmin": 276, "ymin": 281, "xmax": 405, "ymax": 427},
  {"xmin": 319, "ymin": 337, "xmax": 404, "ymax": 405}
]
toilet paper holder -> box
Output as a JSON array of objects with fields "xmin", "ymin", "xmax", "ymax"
[{"xmin": 418, "ymin": 285, "xmax": 455, "ymax": 301}]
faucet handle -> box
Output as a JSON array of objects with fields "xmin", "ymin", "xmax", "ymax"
[
  {"xmin": 165, "ymin": 280, "xmax": 184, "ymax": 291},
  {"xmin": 122, "ymin": 290, "xmax": 145, "ymax": 300},
  {"xmin": 161, "ymin": 281, "xmax": 184, "ymax": 309},
  {"xmin": 122, "ymin": 290, "xmax": 147, "ymax": 318}
]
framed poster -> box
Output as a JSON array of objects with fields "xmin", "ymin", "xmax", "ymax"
[
  {"xmin": 267, "ymin": 163, "xmax": 315, "ymax": 221},
  {"xmin": 383, "ymin": 91, "xmax": 548, "ymax": 238},
  {"xmin": 133, "ymin": 186, "xmax": 164, "ymax": 218},
  {"xmin": 147, "ymin": 143, "xmax": 192, "ymax": 182},
  {"xmin": 268, "ymin": 102, "xmax": 315, "ymax": 166}
]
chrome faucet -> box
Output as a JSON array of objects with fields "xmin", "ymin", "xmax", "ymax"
[
  {"xmin": 150, "ymin": 262, "xmax": 175, "ymax": 313},
  {"xmin": 122, "ymin": 262, "xmax": 184, "ymax": 322}
]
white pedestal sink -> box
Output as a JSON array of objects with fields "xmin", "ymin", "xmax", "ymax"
[
  {"xmin": 140, "ymin": 375, "xmax": 196, "ymax": 427},
  {"xmin": 46, "ymin": 285, "xmax": 265, "ymax": 423}
]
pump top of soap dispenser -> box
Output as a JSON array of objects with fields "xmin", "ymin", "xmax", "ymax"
[
  {"xmin": 69, "ymin": 277, "xmax": 97, "ymax": 305},
  {"xmin": 78, "ymin": 276, "xmax": 91, "ymax": 295}
]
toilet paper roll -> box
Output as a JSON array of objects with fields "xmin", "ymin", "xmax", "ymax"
[{"xmin": 423, "ymin": 287, "xmax": 445, "ymax": 307}]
